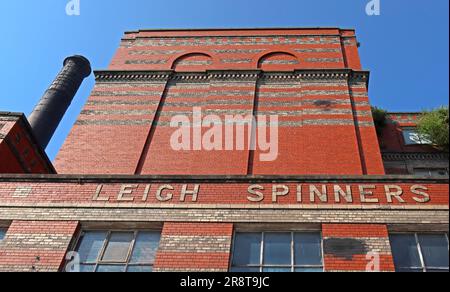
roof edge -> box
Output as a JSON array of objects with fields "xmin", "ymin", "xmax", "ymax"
[
  {"xmin": 0, "ymin": 111, "xmax": 26, "ymax": 117},
  {"xmin": 124, "ymin": 27, "xmax": 356, "ymax": 34},
  {"xmin": 387, "ymin": 112, "xmax": 422, "ymax": 115},
  {"xmin": 0, "ymin": 112, "xmax": 56, "ymax": 174},
  {"xmin": 0, "ymin": 174, "xmax": 447, "ymax": 184}
]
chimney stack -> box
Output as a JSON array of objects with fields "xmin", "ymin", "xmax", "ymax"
[{"xmin": 28, "ymin": 55, "xmax": 91, "ymax": 149}]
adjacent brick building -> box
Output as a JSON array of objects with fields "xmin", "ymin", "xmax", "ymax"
[{"xmin": 0, "ymin": 28, "xmax": 448, "ymax": 272}]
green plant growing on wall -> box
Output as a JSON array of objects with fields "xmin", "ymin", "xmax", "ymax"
[
  {"xmin": 417, "ymin": 107, "xmax": 449, "ymax": 151},
  {"xmin": 371, "ymin": 106, "xmax": 388, "ymax": 131}
]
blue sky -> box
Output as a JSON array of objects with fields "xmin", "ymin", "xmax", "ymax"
[{"xmin": 0, "ymin": 0, "xmax": 448, "ymax": 160}]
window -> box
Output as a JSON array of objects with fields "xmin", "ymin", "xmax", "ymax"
[
  {"xmin": 74, "ymin": 230, "xmax": 161, "ymax": 272},
  {"xmin": 231, "ymin": 232, "xmax": 323, "ymax": 272},
  {"xmin": 413, "ymin": 168, "xmax": 449, "ymax": 178},
  {"xmin": 390, "ymin": 233, "xmax": 449, "ymax": 272},
  {"xmin": 402, "ymin": 128, "xmax": 432, "ymax": 145},
  {"xmin": 0, "ymin": 229, "xmax": 6, "ymax": 241}
]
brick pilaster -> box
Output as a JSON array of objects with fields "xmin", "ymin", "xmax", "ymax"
[
  {"xmin": 0, "ymin": 221, "xmax": 79, "ymax": 272},
  {"xmin": 154, "ymin": 222, "xmax": 233, "ymax": 272},
  {"xmin": 322, "ymin": 224, "xmax": 395, "ymax": 272}
]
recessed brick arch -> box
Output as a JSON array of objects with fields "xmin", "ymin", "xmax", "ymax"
[
  {"xmin": 171, "ymin": 52, "xmax": 214, "ymax": 72},
  {"xmin": 257, "ymin": 51, "xmax": 300, "ymax": 71}
]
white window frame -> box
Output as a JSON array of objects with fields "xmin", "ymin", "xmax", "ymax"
[
  {"xmin": 231, "ymin": 231, "xmax": 324, "ymax": 272},
  {"xmin": 390, "ymin": 232, "xmax": 449, "ymax": 272},
  {"xmin": 74, "ymin": 229, "xmax": 161, "ymax": 272}
]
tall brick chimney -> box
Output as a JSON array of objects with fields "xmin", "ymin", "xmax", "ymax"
[{"xmin": 28, "ymin": 55, "xmax": 91, "ymax": 149}]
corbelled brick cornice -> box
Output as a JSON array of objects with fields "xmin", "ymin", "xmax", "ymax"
[
  {"xmin": 0, "ymin": 174, "xmax": 447, "ymax": 184},
  {"xmin": 382, "ymin": 152, "xmax": 450, "ymax": 161},
  {"xmin": 94, "ymin": 69, "xmax": 370, "ymax": 86}
]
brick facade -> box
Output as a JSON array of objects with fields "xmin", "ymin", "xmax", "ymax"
[
  {"xmin": 54, "ymin": 28, "xmax": 383, "ymax": 176},
  {"xmin": 0, "ymin": 175, "xmax": 447, "ymax": 272},
  {"xmin": 154, "ymin": 223, "xmax": 233, "ymax": 272},
  {"xmin": 0, "ymin": 221, "xmax": 78, "ymax": 272},
  {"xmin": 322, "ymin": 224, "xmax": 395, "ymax": 272},
  {"xmin": 0, "ymin": 28, "xmax": 448, "ymax": 273},
  {"xmin": 0, "ymin": 113, "xmax": 54, "ymax": 174},
  {"xmin": 380, "ymin": 113, "xmax": 449, "ymax": 175}
]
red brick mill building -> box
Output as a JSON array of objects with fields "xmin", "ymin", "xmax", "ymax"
[{"xmin": 0, "ymin": 28, "xmax": 448, "ymax": 273}]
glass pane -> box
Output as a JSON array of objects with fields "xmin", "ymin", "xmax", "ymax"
[
  {"xmin": 418, "ymin": 234, "xmax": 449, "ymax": 269},
  {"xmin": 403, "ymin": 129, "xmax": 430, "ymax": 145},
  {"xmin": 427, "ymin": 269, "xmax": 449, "ymax": 273},
  {"xmin": 413, "ymin": 169, "xmax": 431, "ymax": 176},
  {"xmin": 230, "ymin": 267, "xmax": 260, "ymax": 273},
  {"xmin": 96, "ymin": 265, "xmax": 126, "ymax": 272},
  {"xmin": 127, "ymin": 266, "xmax": 153, "ymax": 273},
  {"xmin": 396, "ymin": 268, "xmax": 423, "ymax": 273},
  {"xmin": 0, "ymin": 229, "xmax": 6, "ymax": 241},
  {"xmin": 390, "ymin": 234, "xmax": 422, "ymax": 270},
  {"xmin": 295, "ymin": 268, "xmax": 323, "ymax": 273},
  {"xmin": 403, "ymin": 130, "xmax": 420, "ymax": 145},
  {"xmin": 429, "ymin": 169, "xmax": 448, "ymax": 177},
  {"xmin": 433, "ymin": 169, "xmax": 449, "ymax": 177},
  {"xmin": 102, "ymin": 232, "xmax": 134, "ymax": 262},
  {"xmin": 130, "ymin": 232, "xmax": 161, "ymax": 264},
  {"xmin": 77, "ymin": 231, "xmax": 107, "ymax": 263},
  {"xmin": 262, "ymin": 267, "xmax": 291, "ymax": 273},
  {"xmin": 414, "ymin": 169, "xmax": 449, "ymax": 178},
  {"xmin": 420, "ymin": 135, "xmax": 432, "ymax": 144},
  {"xmin": 294, "ymin": 233, "xmax": 322, "ymax": 266},
  {"xmin": 232, "ymin": 233, "xmax": 262, "ymax": 266},
  {"xmin": 79, "ymin": 264, "xmax": 96, "ymax": 273},
  {"xmin": 264, "ymin": 233, "xmax": 291, "ymax": 265}
]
